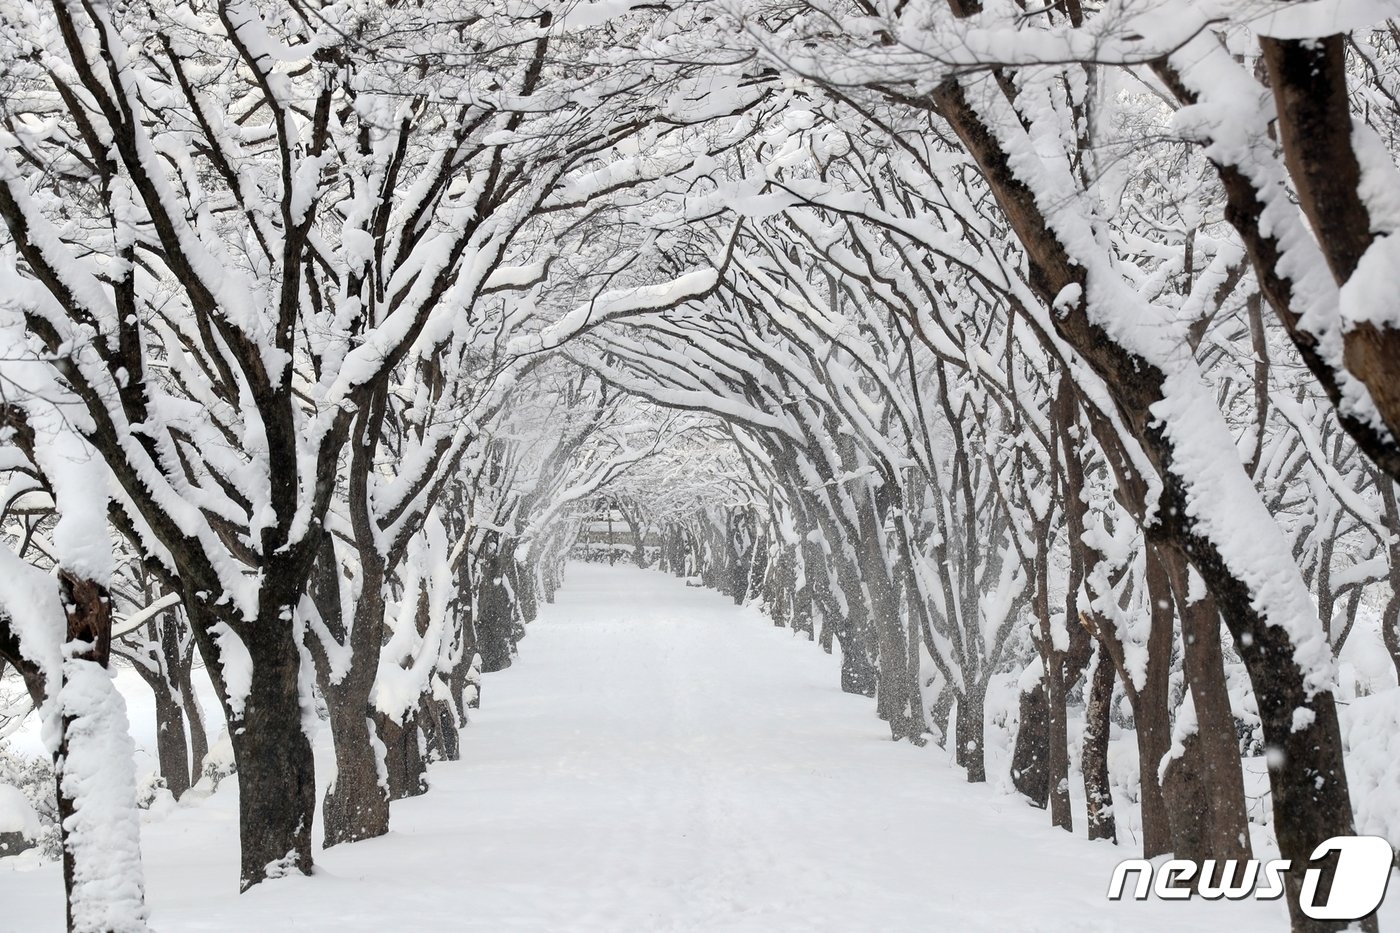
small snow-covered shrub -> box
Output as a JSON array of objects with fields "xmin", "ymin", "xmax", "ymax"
[
  {"xmin": 136, "ymin": 773, "xmax": 175, "ymax": 812},
  {"xmin": 0, "ymin": 748, "xmax": 60, "ymax": 860},
  {"xmin": 197, "ymin": 729, "xmax": 237, "ymax": 792},
  {"xmin": 0, "ymin": 780, "xmax": 39, "ymax": 855}
]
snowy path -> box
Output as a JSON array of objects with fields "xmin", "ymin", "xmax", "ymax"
[{"xmin": 1, "ymin": 563, "xmax": 1382, "ymax": 931}]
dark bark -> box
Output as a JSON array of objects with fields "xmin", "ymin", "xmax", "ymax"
[
  {"xmin": 477, "ymin": 533, "xmax": 517, "ymax": 673},
  {"xmin": 127, "ymin": 609, "xmax": 194, "ymax": 800},
  {"xmin": 228, "ymin": 621, "xmax": 316, "ymax": 889},
  {"xmin": 322, "ymin": 702, "xmax": 389, "ymax": 848},
  {"xmin": 1137, "ymin": 548, "xmax": 1178, "ymax": 858},
  {"xmin": 1082, "ymin": 646, "xmax": 1117, "ymax": 842},
  {"xmin": 1079, "ymin": 565, "xmax": 1173, "ymax": 856},
  {"xmin": 1031, "ymin": 521, "xmax": 1072, "ymax": 832},
  {"xmin": 512, "ymin": 560, "xmax": 539, "ymax": 625},
  {"xmin": 955, "ymin": 681, "xmax": 987, "ymax": 783},
  {"xmin": 1044, "ymin": 657, "xmax": 1072, "ymax": 832},
  {"xmin": 306, "ymin": 529, "xmax": 391, "ymax": 849},
  {"xmin": 856, "ymin": 505, "xmax": 921, "ymax": 740},
  {"xmin": 152, "ymin": 693, "xmax": 191, "ymax": 801},
  {"xmin": 154, "ymin": 608, "xmax": 193, "ymax": 798},
  {"xmin": 1156, "ymin": 47, "xmax": 1400, "ymax": 485},
  {"xmin": 619, "ymin": 506, "xmax": 649, "ymax": 568},
  {"xmin": 176, "ymin": 644, "xmax": 209, "ymax": 779},
  {"xmin": 1011, "ymin": 676, "xmax": 1049, "ymax": 806},
  {"xmin": 420, "ymin": 694, "xmax": 460, "ymax": 762},
  {"xmin": 187, "ymin": 589, "xmax": 316, "ymax": 890},
  {"xmin": 375, "ymin": 710, "xmax": 429, "ymax": 800},
  {"xmin": 1164, "ymin": 550, "xmax": 1252, "ymax": 862},
  {"xmin": 762, "ymin": 541, "xmax": 797, "ymax": 630}
]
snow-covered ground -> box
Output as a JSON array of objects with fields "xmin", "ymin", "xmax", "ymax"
[{"xmin": 1, "ymin": 563, "xmax": 1394, "ymax": 931}]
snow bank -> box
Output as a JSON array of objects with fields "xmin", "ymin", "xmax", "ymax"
[{"xmin": 1340, "ymin": 687, "xmax": 1400, "ymax": 855}]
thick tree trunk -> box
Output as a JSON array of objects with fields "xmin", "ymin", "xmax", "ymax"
[
  {"xmin": 1165, "ymin": 551, "xmax": 1252, "ymax": 861},
  {"xmin": 1082, "ymin": 646, "xmax": 1117, "ymax": 842},
  {"xmin": 1032, "ymin": 526, "xmax": 1072, "ymax": 832},
  {"xmin": 790, "ymin": 549, "xmax": 815, "ymax": 640},
  {"xmin": 375, "ymin": 710, "xmax": 428, "ymax": 801},
  {"xmin": 420, "ymin": 694, "xmax": 460, "ymax": 762},
  {"xmin": 306, "ymin": 534, "xmax": 392, "ymax": 849},
  {"xmin": 321, "ymin": 702, "xmax": 390, "ymax": 848},
  {"xmin": 800, "ymin": 539, "xmax": 836, "ymax": 652},
  {"xmin": 541, "ymin": 566, "xmax": 557, "ymax": 605},
  {"xmin": 1136, "ymin": 549, "xmax": 1177, "ymax": 859},
  {"xmin": 130, "ymin": 639, "xmax": 193, "ymax": 802},
  {"xmin": 477, "ymin": 536, "xmax": 517, "ymax": 673},
  {"xmin": 449, "ymin": 614, "xmax": 482, "ymax": 717},
  {"xmin": 513, "ymin": 560, "xmax": 539, "ymax": 625},
  {"xmin": 188, "ymin": 586, "xmax": 316, "ymax": 891},
  {"xmin": 956, "ymin": 682, "xmax": 987, "ymax": 783},
  {"xmin": 317, "ymin": 685, "xmax": 389, "ymax": 849},
  {"xmin": 227, "ymin": 619, "xmax": 316, "ymax": 890},
  {"xmin": 1044, "ymin": 657, "xmax": 1072, "ymax": 832},
  {"xmin": 929, "ymin": 682, "xmax": 954, "ymax": 750},
  {"xmin": 817, "ymin": 539, "xmax": 876, "ymax": 696},
  {"xmin": 859, "ymin": 512, "xmax": 920, "ymax": 740},
  {"xmin": 836, "ymin": 623, "xmax": 876, "ymax": 696},
  {"xmin": 1011, "ymin": 675, "xmax": 1049, "ymax": 805},
  {"xmin": 745, "ymin": 532, "xmax": 769, "ymax": 606},
  {"xmin": 153, "ymin": 693, "xmax": 191, "ymax": 801},
  {"xmin": 766, "ymin": 548, "xmax": 794, "ymax": 629},
  {"xmin": 152, "ymin": 610, "xmax": 193, "ymax": 799},
  {"xmin": 621, "ymin": 508, "xmax": 648, "ymax": 568}
]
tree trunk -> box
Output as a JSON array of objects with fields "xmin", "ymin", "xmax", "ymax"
[
  {"xmin": 956, "ymin": 682, "xmax": 988, "ymax": 783},
  {"xmin": 176, "ymin": 647, "xmax": 209, "ymax": 780},
  {"xmin": 1032, "ymin": 523, "xmax": 1072, "ymax": 832},
  {"xmin": 1082, "ymin": 646, "xmax": 1117, "ymax": 843},
  {"xmin": 375, "ymin": 710, "xmax": 428, "ymax": 801},
  {"xmin": 1385, "ymin": 593, "xmax": 1400, "ymax": 689},
  {"xmin": 859, "ymin": 513, "xmax": 920, "ymax": 741},
  {"xmin": 1135, "ymin": 548, "xmax": 1177, "ymax": 859},
  {"xmin": 55, "ymin": 571, "xmax": 150, "ymax": 931},
  {"xmin": 513, "ymin": 559, "xmax": 539, "ymax": 625},
  {"xmin": 189, "ymin": 593, "xmax": 316, "ymax": 891},
  {"xmin": 228, "ymin": 620, "xmax": 316, "ymax": 889},
  {"xmin": 1011, "ymin": 674, "xmax": 1049, "ymax": 806},
  {"xmin": 1165, "ymin": 551, "xmax": 1252, "ymax": 861},
  {"xmin": 420, "ymin": 694, "xmax": 460, "ymax": 762},
  {"xmin": 1378, "ymin": 477, "xmax": 1400, "ymax": 686},
  {"xmin": 818, "ymin": 541, "xmax": 876, "ymax": 696},
  {"xmin": 153, "ymin": 693, "xmax": 191, "ymax": 801},
  {"xmin": 306, "ymin": 533, "xmax": 392, "ymax": 849},
  {"xmin": 477, "ymin": 536, "xmax": 516, "ymax": 673},
  {"xmin": 322, "ymin": 702, "xmax": 390, "ymax": 848},
  {"xmin": 1045, "ymin": 656, "xmax": 1072, "ymax": 832},
  {"xmin": 152, "ymin": 609, "xmax": 193, "ymax": 799}
]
